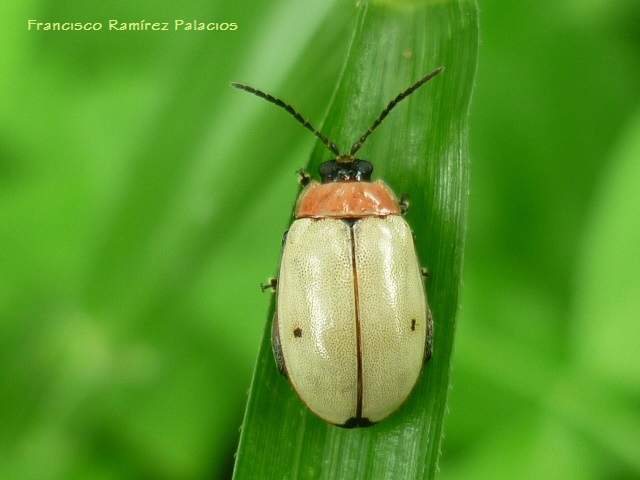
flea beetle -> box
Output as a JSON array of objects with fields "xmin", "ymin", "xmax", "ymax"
[{"xmin": 232, "ymin": 67, "xmax": 442, "ymax": 428}]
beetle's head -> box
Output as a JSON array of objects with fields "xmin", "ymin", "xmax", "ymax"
[{"xmin": 318, "ymin": 157, "xmax": 373, "ymax": 183}]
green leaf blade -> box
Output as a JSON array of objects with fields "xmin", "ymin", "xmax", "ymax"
[{"xmin": 234, "ymin": 1, "xmax": 478, "ymax": 478}]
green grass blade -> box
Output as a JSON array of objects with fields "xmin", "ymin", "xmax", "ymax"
[{"xmin": 233, "ymin": 0, "xmax": 478, "ymax": 478}]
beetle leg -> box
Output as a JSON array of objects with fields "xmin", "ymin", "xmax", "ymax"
[
  {"xmin": 261, "ymin": 278, "xmax": 277, "ymax": 292},
  {"xmin": 297, "ymin": 168, "xmax": 311, "ymax": 186},
  {"xmin": 422, "ymin": 266, "xmax": 433, "ymax": 362},
  {"xmin": 420, "ymin": 267, "xmax": 432, "ymax": 279},
  {"xmin": 271, "ymin": 312, "xmax": 287, "ymax": 376},
  {"xmin": 281, "ymin": 229, "xmax": 289, "ymax": 247},
  {"xmin": 399, "ymin": 193, "xmax": 410, "ymax": 215},
  {"xmin": 424, "ymin": 307, "xmax": 434, "ymax": 363}
]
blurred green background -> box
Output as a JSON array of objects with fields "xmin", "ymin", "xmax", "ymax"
[{"xmin": 1, "ymin": 0, "xmax": 639, "ymax": 479}]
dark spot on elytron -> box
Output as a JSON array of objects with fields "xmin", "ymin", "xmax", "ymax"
[
  {"xmin": 410, "ymin": 319, "xmax": 416, "ymax": 331},
  {"xmin": 293, "ymin": 327, "xmax": 302, "ymax": 338}
]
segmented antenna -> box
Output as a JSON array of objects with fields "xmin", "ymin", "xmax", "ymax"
[
  {"xmin": 230, "ymin": 82, "xmax": 341, "ymax": 157},
  {"xmin": 231, "ymin": 66, "xmax": 443, "ymax": 161},
  {"xmin": 349, "ymin": 67, "xmax": 444, "ymax": 156}
]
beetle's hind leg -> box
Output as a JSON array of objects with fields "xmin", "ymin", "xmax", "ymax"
[
  {"xmin": 272, "ymin": 313, "xmax": 287, "ymax": 376},
  {"xmin": 421, "ymin": 267, "xmax": 434, "ymax": 363},
  {"xmin": 424, "ymin": 307, "xmax": 433, "ymax": 363}
]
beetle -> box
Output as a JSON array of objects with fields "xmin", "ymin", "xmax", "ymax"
[{"xmin": 232, "ymin": 67, "xmax": 442, "ymax": 427}]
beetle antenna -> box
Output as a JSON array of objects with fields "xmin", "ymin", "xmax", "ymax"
[
  {"xmin": 231, "ymin": 82, "xmax": 342, "ymax": 157},
  {"xmin": 348, "ymin": 67, "xmax": 444, "ymax": 157}
]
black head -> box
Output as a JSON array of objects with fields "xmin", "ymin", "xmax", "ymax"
[{"xmin": 319, "ymin": 158, "xmax": 373, "ymax": 183}]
